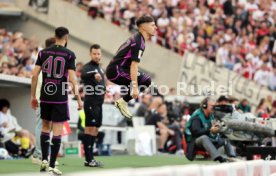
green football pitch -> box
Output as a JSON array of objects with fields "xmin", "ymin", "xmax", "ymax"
[{"xmin": 0, "ymin": 155, "xmax": 212, "ymax": 175}]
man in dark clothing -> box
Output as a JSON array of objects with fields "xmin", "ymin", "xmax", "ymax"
[
  {"xmin": 185, "ymin": 97, "xmax": 236, "ymax": 162},
  {"xmin": 81, "ymin": 44, "xmax": 105, "ymax": 167},
  {"xmin": 146, "ymin": 103, "xmax": 183, "ymax": 154},
  {"xmin": 136, "ymin": 94, "xmax": 152, "ymax": 117},
  {"xmin": 146, "ymin": 103, "xmax": 173, "ymax": 153}
]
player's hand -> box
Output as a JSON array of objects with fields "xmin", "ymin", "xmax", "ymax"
[
  {"xmin": 31, "ymin": 97, "xmax": 38, "ymax": 110},
  {"xmin": 131, "ymin": 87, "xmax": 139, "ymax": 99},
  {"xmin": 95, "ymin": 73, "xmax": 102, "ymax": 82}
]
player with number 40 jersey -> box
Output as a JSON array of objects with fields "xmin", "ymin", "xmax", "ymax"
[{"xmin": 35, "ymin": 44, "xmax": 76, "ymax": 103}]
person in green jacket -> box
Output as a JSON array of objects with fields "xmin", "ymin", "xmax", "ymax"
[
  {"xmin": 237, "ymin": 99, "xmax": 251, "ymax": 113},
  {"xmin": 185, "ymin": 97, "xmax": 236, "ymax": 162}
]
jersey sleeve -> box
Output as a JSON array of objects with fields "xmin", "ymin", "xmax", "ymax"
[
  {"xmin": 35, "ymin": 51, "xmax": 43, "ymax": 66},
  {"xmin": 67, "ymin": 53, "xmax": 76, "ymax": 71},
  {"xmin": 131, "ymin": 37, "xmax": 144, "ymax": 63}
]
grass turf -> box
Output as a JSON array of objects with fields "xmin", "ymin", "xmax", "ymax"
[{"xmin": 0, "ymin": 155, "xmax": 212, "ymax": 174}]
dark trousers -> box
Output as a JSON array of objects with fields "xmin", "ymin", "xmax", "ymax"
[{"xmin": 106, "ymin": 65, "xmax": 151, "ymax": 102}]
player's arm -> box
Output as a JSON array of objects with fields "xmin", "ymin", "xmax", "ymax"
[
  {"xmin": 130, "ymin": 61, "xmax": 139, "ymax": 99},
  {"xmin": 130, "ymin": 38, "xmax": 143, "ymax": 99},
  {"xmin": 31, "ymin": 65, "xmax": 41, "ymax": 110},
  {"xmin": 68, "ymin": 69, "xmax": 83, "ymax": 110}
]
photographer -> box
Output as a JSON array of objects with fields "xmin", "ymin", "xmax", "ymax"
[{"xmin": 185, "ymin": 97, "xmax": 236, "ymax": 162}]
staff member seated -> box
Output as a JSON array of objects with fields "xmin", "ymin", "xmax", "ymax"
[{"xmin": 185, "ymin": 97, "xmax": 236, "ymax": 162}]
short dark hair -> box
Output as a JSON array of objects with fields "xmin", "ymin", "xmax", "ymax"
[
  {"xmin": 136, "ymin": 15, "xmax": 154, "ymax": 27},
  {"xmin": 45, "ymin": 37, "xmax": 56, "ymax": 48},
  {"xmin": 217, "ymin": 96, "xmax": 229, "ymax": 103},
  {"xmin": 55, "ymin": 27, "xmax": 69, "ymax": 39},
  {"xmin": 90, "ymin": 44, "xmax": 101, "ymax": 52},
  {"xmin": 0, "ymin": 99, "xmax": 10, "ymax": 111}
]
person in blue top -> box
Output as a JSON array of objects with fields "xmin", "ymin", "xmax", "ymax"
[{"xmin": 185, "ymin": 97, "xmax": 236, "ymax": 162}]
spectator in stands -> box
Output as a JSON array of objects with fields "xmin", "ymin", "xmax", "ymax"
[
  {"xmin": 272, "ymin": 54, "xmax": 276, "ymax": 68},
  {"xmin": 228, "ymin": 96, "xmax": 240, "ymax": 110},
  {"xmin": 216, "ymin": 42, "xmax": 231, "ymax": 68},
  {"xmin": 76, "ymin": 62, "xmax": 84, "ymax": 81},
  {"xmin": 0, "ymin": 99, "xmax": 34, "ymax": 158},
  {"xmin": 256, "ymin": 98, "xmax": 270, "ymax": 118},
  {"xmin": 269, "ymin": 68, "xmax": 276, "ymax": 91},
  {"xmin": 265, "ymin": 95, "xmax": 273, "ymax": 113},
  {"xmin": 270, "ymin": 100, "xmax": 276, "ymax": 118},
  {"xmin": 185, "ymin": 97, "xmax": 236, "ymax": 162},
  {"xmin": 136, "ymin": 94, "xmax": 152, "ymax": 117},
  {"xmin": 83, "ymin": 0, "xmax": 101, "ymax": 19},
  {"xmin": 234, "ymin": 53, "xmax": 255, "ymax": 80},
  {"xmin": 0, "ymin": 28, "xmax": 39, "ymax": 78},
  {"xmin": 217, "ymin": 95, "xmax": 230, "ymax": 105},
  {"xmin": 238, "ymin": 99, "xmax": 251, "ymax": 113},
  {"xmin": 146, "ymin": 102, "xmax": 184, "ymax": 155},
  {"xmin": 254, "ymin": 63, "xmax": 270, "ymax": 87},
  {"xmin": 145, "ymin": 96, "xmax": 163, "ymax": 120},
  {"xmin": 0, "ymin": 62, "xmax": 10, "ymax": 75},
  {"xmin": 146, "ymin": 103, "xmax": 174, "ymax": 153}
]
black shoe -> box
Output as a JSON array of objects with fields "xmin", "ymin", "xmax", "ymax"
[
  {"xmin": 214, "ymin": 156, "xmax": 227, "ymax": 163},
  {"xmin": 84, "ymin": 160, "xmax": 103, "ymax": 167},
  {"xmin": 22, "ymin": 147, "xmax": 35, "ymax": 158}
]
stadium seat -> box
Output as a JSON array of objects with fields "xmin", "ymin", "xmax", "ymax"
[{"xmin": 168, "ymin": 136, "xmax": 209, "ymax": 158}]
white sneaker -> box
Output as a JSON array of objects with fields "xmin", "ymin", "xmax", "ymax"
[
  {"xmin": 175, "ymin": 149, "xmax": 184, "ymax": 156},
  {"xmin": 40, "ymin": 160, "xmax": 48, "ymax": 172},
  {"xmin": 31, "ymin": 156, "xmax": 42, "ymax": 165},
  {"xmin": 48, "ymin": 167, "xmax": 62, "ymax": 175},
  {"xmin": 115, "ymin": 98, "xmax": 133, "ymax": 119}
]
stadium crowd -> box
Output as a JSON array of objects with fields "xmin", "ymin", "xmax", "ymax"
[{"xmin": 0, "ymin": 28, "xmax": 40, "ymax": 78}]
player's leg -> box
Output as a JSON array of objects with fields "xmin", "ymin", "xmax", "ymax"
[
  {"xmin": 116, "ymin": 71, "xmax": 151, "ymax": 119},
  {"xmin": 40, "ymin": 119, "xmax": 51, "ymax": 171},
  {"xmin": 48, "ymin": 122, "xmax": 63, "ymax": 175},
  {"xmin": 84, "ymin": 104, "xmax": 103, "ymax": 167},
  {"xmin": 39, "ymin": 103, "xmax": 52, "ymax": 172},
  {"xmin": 106, "ymin": 66, "xmax": 133, "ymax": 119},
  {"xmin": 119, "ymin": 71, "xmax": 151, "ymax": 101},
  {"xmin": 83, "ymin": 102, "xmax": 93, "ymax": 164},
  {"xmin": 47, "ymin": 103, "xmax": 68, "ymax": 175},
  {"xmin": 90, "ymin": 104, "xmax": 103, "ymax": 167},
  {"xmin": 32, "ymin": 107, "xmax": 42, "ymax": 164}
]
